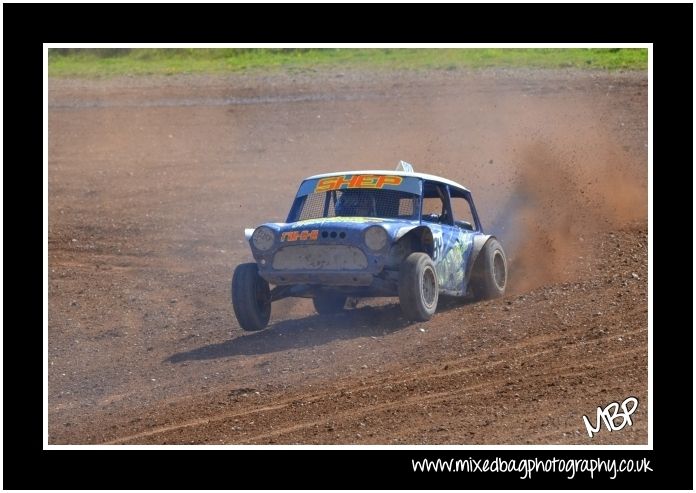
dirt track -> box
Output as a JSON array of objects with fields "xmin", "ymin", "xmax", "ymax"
[{"xmin": 48, "ymin": 67, "xmax": 648, "ymax": 444}]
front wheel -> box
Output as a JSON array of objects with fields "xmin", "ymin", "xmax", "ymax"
[
  {"xmin": 471, "ymin": 238, "xmax": 507, "ymax": 300},
  {"xmin": 231, "ymin": 263, "xmax": 271, "ymax": 331},
  {"xmin": 398, "ymin": 252, "xmax": 439, "ymax": 321}
]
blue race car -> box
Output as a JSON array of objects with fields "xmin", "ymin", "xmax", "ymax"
[{"xmin": 232, "ymin": 162, "xmax": 507, "ymax": 331}]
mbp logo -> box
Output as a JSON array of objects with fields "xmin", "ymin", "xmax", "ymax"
[{"xmin": 582, "ymin": 396, "xmax": 639, "ymax": 438}]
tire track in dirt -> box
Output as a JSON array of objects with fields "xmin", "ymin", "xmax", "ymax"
[
  {"xmin": 103, "ymin": 402, "xmax": 291, "ymax": 444},
  {"xmin": 108, "ymin": 336, "xmax": 645, "ymax": 444},
  {"xmin": 122, "ymin": 354, "xmax": 644, "ymax": 444}
]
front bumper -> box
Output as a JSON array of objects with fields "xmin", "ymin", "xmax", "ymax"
[
  {"xmin": 256, "ymin": 242, "xmax": 385, "ymax": 287},
  {"xmin": 259, "ymin": 270, "xmax": 375, "ymax": 286}
]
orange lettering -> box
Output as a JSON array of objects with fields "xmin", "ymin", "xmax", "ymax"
[
  {"xmin": 315, "ymin": 174, "xmax": 404, "ymax": 192},
  {"xmin": 382, "ymin": 176, "xmax": 403, "ymax": 187},
  {"xmin": 359, "ymin": 175, "xmax": 379, "ymax": 188},
  {"xmin": 315, "ymin": 177, "xmax": 337, "ymax": 193},
  {"xmin": 335, "ymin": 176, "xmax": 351, "ymax": 190},
  {"xmin": 281, "ymin": 230, "xmax": 319, "ymax": 242}
]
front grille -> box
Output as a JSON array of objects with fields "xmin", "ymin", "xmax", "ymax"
[{"xmin": 272, "ymin": 245, "xmax": 368, "ymax": 270}]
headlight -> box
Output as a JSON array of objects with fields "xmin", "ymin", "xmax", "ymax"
[
  {"xmin": 364, "ymin": 225, "xmax": 388, "ymax": 251},
  {"xmin": 251, "ymin": 226, "xmax": 275, "ymax": 251}
]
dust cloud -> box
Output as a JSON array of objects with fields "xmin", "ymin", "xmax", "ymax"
[{"xmin": 491, "ymin": 140, "xmax": 646, "ymax": 293}]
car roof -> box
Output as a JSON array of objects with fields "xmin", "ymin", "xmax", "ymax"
[{"xmin": 305, "ymin": 170, "xmax": 470, "ymax": 193}]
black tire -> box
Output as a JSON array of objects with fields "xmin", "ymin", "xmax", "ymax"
[
  {"xmin": 471, "ymin": 238, "xmax": 507, "ymax": 300},
  {"xmin": 231, "ymin": 263, "xmax": 271, "ymax": 331},
  {"xmin": 398, "ymin": 252, "xmax": 439, "ymax": 321},
  {"xmin": 313, "ymin": 293, "xmax": 347, "ymax": 315}
]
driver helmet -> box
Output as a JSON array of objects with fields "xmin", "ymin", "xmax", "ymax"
[{"xmin": 336, "ymin": 190, "xmax": 376, "ymax": 217}]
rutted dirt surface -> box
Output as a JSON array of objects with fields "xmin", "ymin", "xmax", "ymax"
[{"xmin": 48, "ymin": 68, "xmax": 648, "ymax": 444}]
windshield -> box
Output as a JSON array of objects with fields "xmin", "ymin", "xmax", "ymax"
[
  {"xmin": 288, "ymin": 188, "xmax": 420, "ymax": 222},
  {"xmin": 287, "ymin": 174, "xmax": 422, "ymax": 222}
]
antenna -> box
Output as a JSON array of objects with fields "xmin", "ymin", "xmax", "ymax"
[{"xmin": 396, "ymin": 160, "xmax": 414, "ymax": 172}]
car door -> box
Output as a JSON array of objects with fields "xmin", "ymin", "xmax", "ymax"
[
  {"xmin": 422, "ymin": 181, "xmax": 471, "ymax": 295},
  {"xmin": 446, "ymin": 185, "xmax": 478, "ymax": 295}
]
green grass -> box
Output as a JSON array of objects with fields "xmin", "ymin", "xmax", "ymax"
[{"xmin": 48, "ymin": 48, "xmax": 648, "ymax": 77}]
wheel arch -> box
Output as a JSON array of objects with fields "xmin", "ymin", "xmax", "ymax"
[
  {"xmin": 466, "ymin": 234, "xmax": 496, "ymax": 280},
  {"xmin": 392, "ymin": 225, "xmax": 436, "ymax": 259}
]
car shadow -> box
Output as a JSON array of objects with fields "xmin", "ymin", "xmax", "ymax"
[{"xmin": 166, "ymin": 296, "xmax": 475, "ymax": 363}]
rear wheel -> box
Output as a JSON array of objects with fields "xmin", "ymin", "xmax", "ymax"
[
  {"xmin": 231, "ymin": 263, "xmax": 271, "ymax": 331},
  {"xmin": 471, "ymin": 238, "xmax": 507, "ymax": 300},
  {"xmin": 313, "ymin": 293, "xmax": 347, "ymax": 315},
  {"xmin": 398, "ymin": 252, "xmax": 439, "ymax": 321}
]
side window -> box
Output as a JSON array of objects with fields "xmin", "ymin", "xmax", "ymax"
[
  {"xmin": 421, "ymin": 182, "xmax": 452, "ymax": 224},
  {"xmin": 449, "ymin": 189, "xmax": 476, "ymax": 231},
  {"xmin": 422, "ymin": 197, "xmax": 444, "ymax": 216}
]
